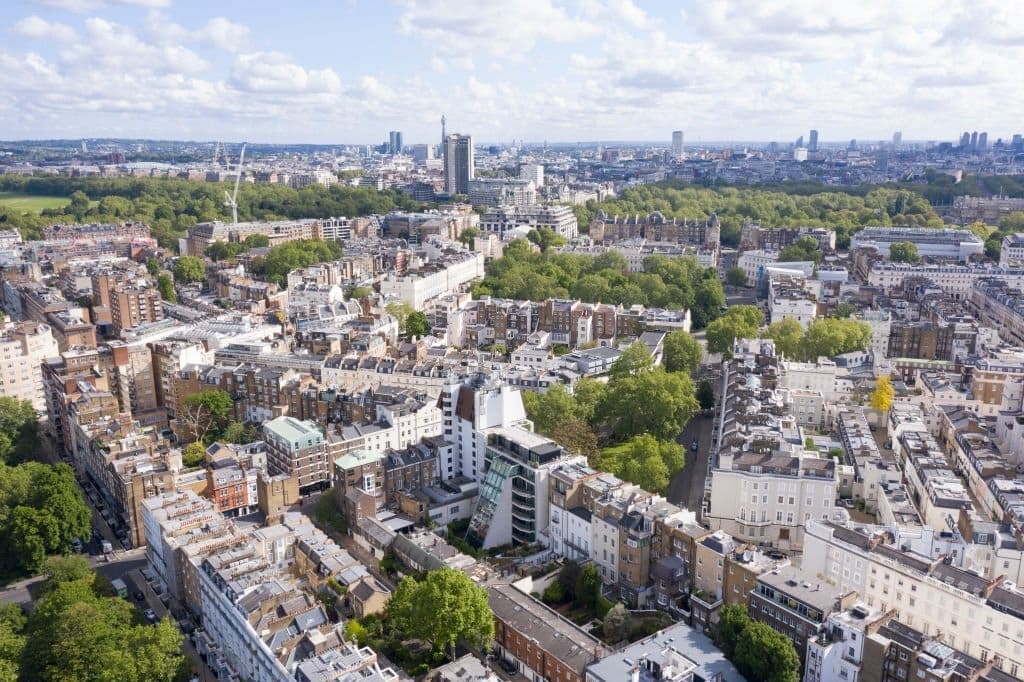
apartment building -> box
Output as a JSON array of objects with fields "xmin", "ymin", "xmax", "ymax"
[
  {"xmin": 479, "ymin": 204, "xmax": 578, "ymax": 240},
  {"xmin": 263, "ymin": 416, "xmax": 329, "ymax": 493},
  {"xmin": 0, "ymin": 320, "xmax": 59, "ymax": 410},
  {"xmin": 851, "ymin": 227, "xmax": 983, "ymax": 261},
  {"xmin": 185, "ymin": 219, "xmax": 322, "ymax": 257}
]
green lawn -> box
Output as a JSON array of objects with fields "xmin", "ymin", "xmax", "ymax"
[{"xmin": 0, "ymin": 192, "xmax": 71, "ymax": 212}]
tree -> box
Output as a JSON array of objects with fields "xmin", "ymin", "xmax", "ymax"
[
  {"xmin": 600, "ymin": 369, "xmax": 699, "ymax": 442},
  {"xmin": 691, "ymin": 277, "xmax": 727, "ymax": 329},
  {"xmin": 609, "ymin": 342, "xmax": 653, "ymax": 381},
  {"xmin": 527, "ymin": 227, "xmax": 567, "ymax": 251},
  {"xmin": 888, "ymin": 241, "xmax": 921, "ymax": 264},
  {"xmin": 40, "ymin": 556, "xmax": 93, "ymax": 593},
  {"xmin": 573, "ymin": 378, "xmax": 607, "ymax": 426},
  {"xmin": 405, "ymin": 311, "xmax": 430, "ymax": 339},
  {"xmin": 799, "ymin": 318, "xmax": 871, "ymax": 361},
  {"xmin": 243, "ymin": 233, "xmax": 269, "ymax": 248},
  {"xmin": 347, "ymin": 286, "xmax": 374, "ymax": 300},
  {"xmin": 172, "ymin": 255, "xmax": 205, "ymax": 284},
  {"xmin": 603, "ymin": 602, "xmax": 631, "ymax": 642},
  {"xmin": 778, "ymin": 236, "xmax": 822, "ymax": 264},
  {"xmin": 385, "ymin": 302, "xmax": 413, "ymax": 335},
  {"xmin": 490, "ymin": 343, "xmax": 507, "ymax": 357},
  {"xmin": 0, "ymin": 397, "xmax": 40, "ymax": 464},
  {"xmin": 706, "ymin": 305, "xmax": 763, "ymax": 355},
  {"xmin": 696, "ymin": 379, "xmax": 715, "ymax": 410},
  {"xmin": 550, "ymin": 418, "xmax": 600, "ymax": 463},
  {"xmin": 762, "ymin": 318, "xmax": 803, "ymax": 358},
  {"xmin": 156, "ymin": 273, "xmax": 176, "ymax": 303},
  {"xmin": 870, "ymin": 375, "xmax": 895, "ymax": 413},
  {"xmin": 732, "ymin": 621, "xmax": 800, "ymax": 682},
  {"xmin": 179, "ymin": 390, "xmax": 233, "ymax": 444},
  {"xmin": 522, "ymin": 385, "xmax": 579, "ymax": 436},
  {"xmin": 458, "ymin": 226, "xmax": 480, "ymax": 248},
  {"xmin": 575, "ymin": 564, "xmax": 602, "ymax": 609},
  {"xmin": 260, "ymin": 239, "xmax": 342, "ymax": 286},
  {"xmin": 182, "ymin": 442, "xmax": 206, "ymax": 468},
  {"xmin": 220, "ymin": 421, "xmax": 259, "ymax": 445},
  {"xmin": 725, "ymin": 266, "xmax": 748, "ymax": 287},
  {"xmin": 831, "ymin": 302, "xmax": 856, "ymax": 318},
  {"xmin": 556, "ymin": 561, "xmax": 581, "ymax": 601},
  {"xmin": 663, "ymin": 331, "xmax": 703, "ymax": 375},
  {"xmin": 145, "ymin": 258, "xmax": 160, "ymax": 276},
  {"xmin": 384, "ymin": 568, "xmax": 493, "ymax": 659},
  {"xmin": 21, "ymin": 577, "xmax": 186, "ymax": 681},
  {"xmin": 601, "ymin": 433, "xmax": 686, "ymax": 494},
  {"xmin": 716, "ymin": 603, "xmax": 750, "ymax": 659},
  {"xmin": 68, "ymin": 191, "xmax": 90, "ymax": 219}
]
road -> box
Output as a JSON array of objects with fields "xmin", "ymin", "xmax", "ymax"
[{"xmin": 668, "ymin": 413, "xmax": 715, "ymax": 512}]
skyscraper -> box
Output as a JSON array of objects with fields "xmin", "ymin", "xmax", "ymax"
[
  {"xmin": 978, "ymin": 132, "xmax": 989, "ymax": 152},
  {"xmin": 795, "ymin": 135, "xmax": 804, "ymax": 149},
  {"xmin": 671, "ymin": 130, "xmax": 684, "ymax": 160},
  {"xmin": 970, "ymin": 131, "xmax": 979, "ymax": 150},
  {"xmin": 808, "ymin": 129, "xmax": 819, "ymax": 152},
  {"xmin": 443, "ymin": 134, "xmax": 474, "ymax": 195},
  {"xmin": 388, "ymin": 131, "xmax": 403, "ymax": 155},
  {"xmin": 892, "ymin": 131, "xmax": 902, "ymax": 148},
  {"xmin": 960, "ymin": 132, "xmax": 970, "ymax": 148}
]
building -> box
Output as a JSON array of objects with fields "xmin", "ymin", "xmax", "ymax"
[
  {"xmin": 388, "ymin": 131, "xmax": 403, "ymax": 155},
  {"xmin": 671, "ymin": 131, "xmax": 684, "ymax": 160},
  {"xmin": 851, "ymin": 227, "xmax": 984, "ymax": 262},
  {"xmin": 468, "ymin": 178, "xmax": 536, "ymax": 208},
  {"xmin": 585, "ymin": 621, "xmax": 742, "ymax": 682},
  {"xmin": 443, "ymin": 134, "xmax": 474, "ymax": 195},
  {"xmin": 263, "ymin": 416, "xmax": 329, "ymax": 493},
  {"xmin": 489, "ymin": 582, "xmax": 604, "ymax": 682},
  {"xmin": 748, "ymin": 565, "xmax": 857, "ymax": 669},
  {"xmin": 479, "ymin": 205, "xmax": 578, "ymax": 240},
  {"xmin": 0, "ymin": 320, "xmax": 59, "ymax": 410},
  {"xmin": 109, "ymin": 283, "xmax": 164, "ymax": 334}
]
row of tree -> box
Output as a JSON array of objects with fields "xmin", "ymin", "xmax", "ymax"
[
  {"xmin": 473, "ymin": 244, "xmax": 727, "ymax": 329},
  {"xmin": 572, "ymin": 180, "xmax": 943, "ymax": 248},
  {"xmin": 0, "ymin": 174, "xmax": 427, "ymax": 249},
  {"xmin": 718, "ymin": 603, "xmax": 800, "ymax": 682},
  {"xmin": 762, "ymin": 317, "xmax": 872, "ymax": 361},
  {"xmin": 0, "ymin": 556, "xmax": 186, "ymax": 681}
]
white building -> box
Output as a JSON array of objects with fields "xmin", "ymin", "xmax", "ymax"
[
  {"xmin": 1001, "ymin": 233, "xmax": 1024, "ymax": 267},
  {"xmin": 479, "ymin": 205, "xmax": 578, "ymax": 240},
  {"xmin": 379, "ymin": 250, "xmax": 485, "ymax": 310},
  {"xmin": 851, "ymin": 227, "xmax": 984, "ymax": 262},
  {"xmin": 0, "ymin": 320, "xmax": 59, "ymax": 410}
]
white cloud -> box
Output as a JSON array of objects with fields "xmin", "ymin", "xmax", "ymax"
[
  {"xmin": 197, "ymin": 17, "xmax": 250, "ymax": 52},
  {"xmin": 12, "ymin": 16, "xmax": 78, "ymax": 42},
  {"xmin": 231, "ymin": 52, "xmax": 341, "ymax": 94},
  {"xmin": 31, "ymin": 0, "xmax": 171, "ymax": 11}
]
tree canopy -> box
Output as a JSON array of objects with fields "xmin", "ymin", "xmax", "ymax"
[
  {"xmin": 172, "ymin": 256, "xmax": 204, "ymax": 284},
  {"xmin": 179, "ymin": 390, "xmax": 233, "ymax": 445},
  {"xmin": 252, "ymin": 239, "xmax": 343, "ymax": 287},
  {"xmin": 600, "ymin": 434, "xmax": 686, "ymax": 494},
  {"xmin": 778, "ymin": 236, "xmax": 822, "ymax": 264},
  {"xmin": 663, "ymin": 330, "xmax": 703, "ymax": 375},
  {"xmin": 762, "ymin": 317, "xmax": 871, "ymax": 361},
  {"xmin": 0, "ymin": 397, "xmax": 40, "ymax": 465},
  {"xmin": 888, "ymin": 241, "xmax": 921, "ymax": 264},
  {"xmin": 471, "ymin": 249, "xmax": 726, "ymax": 330},
  {"xmin": 716, "ymin": 603, "xmax": 799, "ymax": 682},
  {"xmin": 705, "ymin": 306, "xmax": 764, "ymax": 355},
  {"xmin": 384, "ymin": 568, "xmax": 493, "ymax": 659},
  {"xmin": 871, "ymin": 375, "xmax": 896, "ymax": 413}
]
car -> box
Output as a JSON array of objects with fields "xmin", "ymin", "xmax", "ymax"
[
  {"xmin": 133, "ymin": 590, "xmax": 145, "ymax": 601},
  {"xmin": 143, "ymin": 609, "xmax": 157, "ymax": 623},
  {"xmin": 842, "ymin": 499, "xmax": 856, "ymax": 509},
  {"xmin": 690, "ymin": 439, "xmax": 698, "ymax": 452},
  {"xmin": 70, "ymin": 538, "xmax": 83, "ymax": 553},
  {"xmin": 765, "ymin": 550, "xmax": 787, "ymax": 560}
]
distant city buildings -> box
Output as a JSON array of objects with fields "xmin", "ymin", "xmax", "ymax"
[{"xmin": 443, "ymin": 133, "xmax": 474, "ymax": 195}]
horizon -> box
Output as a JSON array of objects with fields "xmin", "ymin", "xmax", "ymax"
[{"xmin": 1, "ymin": 1, "xmax": 1022, "ymax": 143}]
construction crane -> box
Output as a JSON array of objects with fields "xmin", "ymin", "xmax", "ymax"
[{"xmin": 223, "ymin": 142, "xmax": 247, "ymax": 226}]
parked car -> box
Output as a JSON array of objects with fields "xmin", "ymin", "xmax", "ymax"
[
  {"xmin": 143, "ymin": 609, "xmax": 157, "ymax": 623},
  {"xmin": 690, "ymin": 439, "xmax": 698, "ymax": 452},
  {"xmin": 133, "ymin": 590, "xmax": 145, "ymax": 601}
]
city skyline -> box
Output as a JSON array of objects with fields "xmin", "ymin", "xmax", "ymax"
[{"xmin": 1, "ymin": 1, "xmax": 1022, "ymax": 144}]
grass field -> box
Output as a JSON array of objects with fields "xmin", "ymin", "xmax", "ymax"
[{"xmin": 0, "ymin": 192, "xmax": 71, "ymax": 212}]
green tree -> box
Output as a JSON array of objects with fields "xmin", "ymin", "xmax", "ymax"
[
  {"xmin": 600, "ymin": 369, "xmax": 699, "ymax": 442},
  {"xmin": 696, "ymin": 378, "xmax": 715, "ymax": 410},
  {"xmin": 762, "ymin": 318, "xmax": 804, "ymax": 358},
  {"xmin": 156, "ymin": 273, "xmax": 176, "ymax": 303},
  {"xmin": 663, "ymin": 330, "xmax": 703, "ymax": 375},
  {"xmin": 550, "ymin": 418, "xmax": 601, "ymax": 463},
  {"xmin": 458, "ymin": 226, "xmax": 480, "ymax": 248},
  {"xmin": 385, "ymin": 302, "xmax": 413, "ymax": 334},
  {"xmin": 347, "ymin": 286, "xmax": 374, "ymax": 300},
  {"xmin": 732, "ymin": 621, "xmax": 800, "ymax": 682},
  {"xmin": 145, "ymin": 258, "xmax": 160, "ymax": 276},
  {"xmin": 556, "ymin": 561, "xmax": 581, "ymax": 601},
  {"xmin": 344, "ymin": 618, "xmax": 367, "ymax": 645},
  {"xmin": 243, "ymin": 233, "xmax": 269, "ymax": 248},
  {"xmin": 603, "ymin": 602, "xmax": 631, "ymax": 642},
  {"xmin": 527, "ymin": 227, "xmax": 567, "ymax": 251},
  {"xmin": 705, "ymin": 305, "xmax": 763, "ymax": 355},
  {"xmin": 172, "ymin": 255, "xmax": 205, "ymax": 284},
  {"xmin": 725, "ymin": 266, "xmax": 748, "ymax": 287},
  {"xmin": 384, "ymin": 568, "xmax": 494, "ymax": 660},
  {"xmin": 39, "ymin": 556, "xmax": 93, "ymax": 593},
  {"xmin": 490, "ymin": 343, "xmax": 507, "ymax": 357},
  {"xmin": 778, "ymin": 236, "xmax": 822, "ymax": 264},
  {"xmin": 609, "ymin": 342, "xmax": 654, "ymax": 382},
  {"xmin": 601, "ymin": 433, "xmax": 686, "ymax": 494},
  {"xmin": 870, "ymin": 375, "xmax": 895, "ymax": 413},
  {"xmin": 220, "ymin": 421, "xmax": 260, "ymax": 445},
  {"xmin": 716, "ymin": 603, "xmax": 750, "ymax": 659},
  {"xmin": 180, "ymin": 390, "xmax": 233, "ymax": 444},
  {"xmin": 575, "ymin": 564, "xmax": 602, "ymax": 610},
  {"xmin": 68, "ymin": 191, "xmax": 90, "ymax": 219},
  {"xmin": 405, "ymin": 311, "xmax": 431, "ymax": 339},
  {"xmin": 888, "ymin": 241, "xmax": 921, "ymax": 264},
  {"xmin": 523, "ymin": 384, "xmax": 579, "ymax": 435},
  {"xmin": 261, "ymin": 239, "xmax": 342, "ymax": 286},
  {"xmin": 182, "ymin": 442, "xmax": 206, "ymax": 468},
  {"xmin": 0, "ymin": 397, "xmax": 40, "ymax": 464},
  {"xmin": 831, "ymin": 302, "xmax": 856, "ymax": 318},
  {"xmin": 799, "ymin": 318, "xmax": 871, "ymax": 361}
]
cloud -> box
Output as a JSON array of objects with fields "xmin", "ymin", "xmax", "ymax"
[
  {"xmin": 197, "ymin": 17, "xmax": 250, "ymax": 52},
  {"xmin": 12, "ymin": 16, "xmax": 78, "ymax": 42},
  {"xmin": 31, "ymin": 0, "xmax": 171, "ymax": 11},
  {"xmin": 231, "ymin": 52, "xmax": 341, "ymax": 94}
]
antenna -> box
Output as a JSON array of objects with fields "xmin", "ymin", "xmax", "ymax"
[{"xmin": 223, "ymin": 142, "xmax": 247, "ymax": 226}]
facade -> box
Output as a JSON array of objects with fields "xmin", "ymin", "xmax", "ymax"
[
  {"xmin": 468, "ymin": 178, "xmax": 537, "ymax": 208},
  {"xmin": 851, "ymin": 227, "xmax": 984, "ymax": 261},
  {"xmin": 263, "ymin": 416, "xmax": 329, "ymax": 493},
  {"xmin": 479, "ymin": 205, "xmax": 578, "ymax": 240},
  {"xmin": 443, "ymin": 134, "xmax": 474, "ymax": 195},
  {"xmin": 0, "ymin": 320, "xmax": 59, "ymax": 410}
]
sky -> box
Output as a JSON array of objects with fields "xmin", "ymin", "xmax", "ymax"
[{"xmin": 2, "ymin": 0, "xmax": 1023, "ymax": 146}]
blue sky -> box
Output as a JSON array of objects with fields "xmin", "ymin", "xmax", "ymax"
[{"xmin": 2, "ymin": 0, "xmax": 1023, "ymax": 145}]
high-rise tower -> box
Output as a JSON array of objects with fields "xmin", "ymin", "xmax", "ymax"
[
  {"xmin": 671, "ymin": 130, "xmax": 684, "ymax": 160},
  {"xmin": 443, "ymin": 134, "xmax": 474, "ymax": 195}
]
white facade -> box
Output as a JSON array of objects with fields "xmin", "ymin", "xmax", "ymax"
[
  {"xmin": 379, "ymin": 251, "xmax": 485, "ymax": 310},
  {"xmin": 0, "ymin": 321, "xmax": 59, "ymax": 410},
  {"xmin": 549, "ymin": 505, "xmax": 592, "ymax": 561},
  {"xmin": 851, "ymin": 227, "xmax": 984, "ymax": 261},
  {"xmin": 866, "ymin": 263, "xmax": 1024, "ymax": 299}
]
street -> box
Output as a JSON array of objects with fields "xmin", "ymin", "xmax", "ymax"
[{"xmin": 668, "ymin": 413, "xmax": 715, "ymax": 512}]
